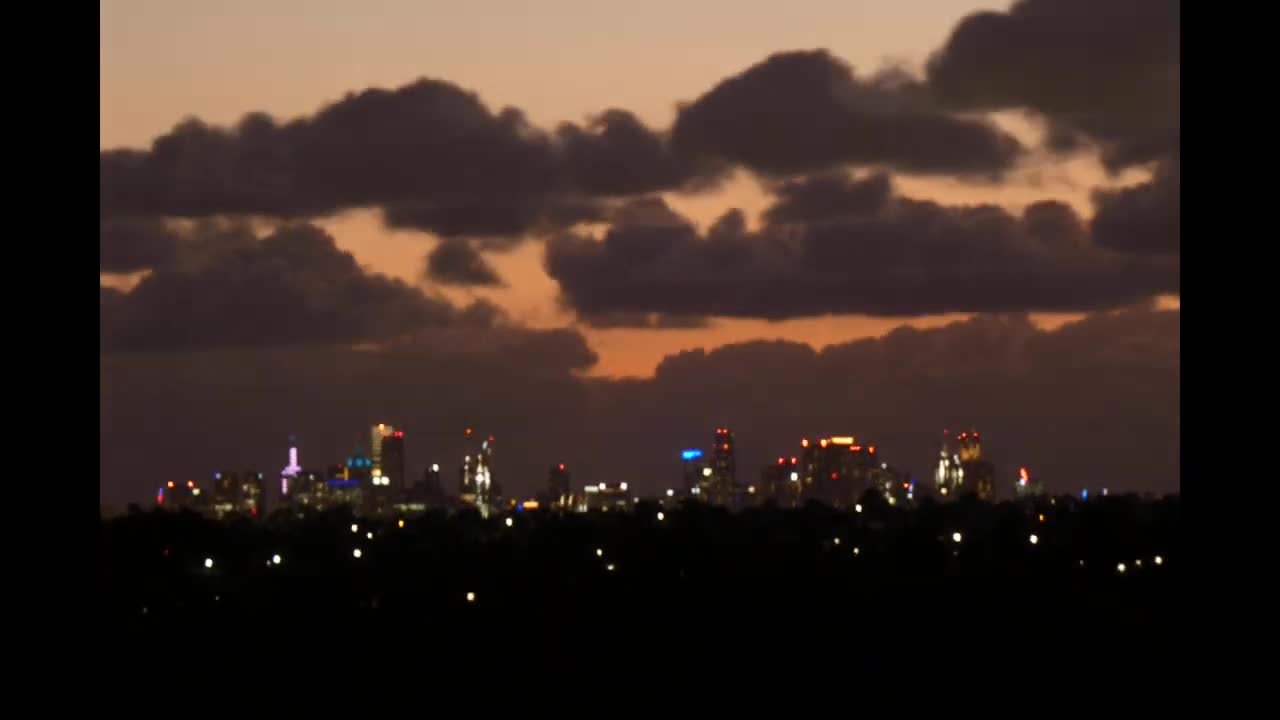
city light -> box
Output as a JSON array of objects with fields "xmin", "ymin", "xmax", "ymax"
[
  {"xmin": 702, "ymin": 467, "xmax": 713, "ymax": 477},
  {"xmin": 1029, "ymin": 534, "xmax": 1039, "ymax": 545},
  {"xmin": 505, "ymin": 517, "xmax": 513, "ymax": 528},
  {"xmin": 1135, "ymin": 559, "xmax": 1142, "ymax": 567},
  {"xmin": 431, "ymin": 464, "xmax": 439, "ymax": 473},
  {"xmin": 790, "ymin": 472, "xmax": 799, "ymax": 481},
  {"xmin": 830, "ymin": 436, "xmax": 854, "ymax": 445},
  {"xmin": 204, "ymin": 558, "xmax": 213, "ymax": 569},
  {"xmin": 606, "ymin": 564, "xmax": 616, "ymax": 572},
  {"xmin": 666, "ymin": 489, "xmax": 674, "ymax": 497},
  {"xmin": 466, "ymin": 592, "xmax": 475, "ymax": 603},
  {"xmin": 1038, "ymin": 514, "xmax": 1045, "ymax": 523},
  {"xmin": 833, "ymin": 537, "xmax": 841, "ymax": 545},
  {"xmin": 657, "ymin": 512, "xmax": 665, "ymax": 521},
  {"xmin": 271, "ymin": 554, "xmax": 282, "ymax": 565},
  {"xmin": 1116, "ymin": 562, "xmax": 1126, "ymax": 574},
  {"xmin": 1154, "ymin": 555, "xmax": 1164, "ymax": 566},
  {"xmin": 681, "ymin": 450, "xmax": 703, "ymax": 461},
  {"xmin": 397, "ymin": 519, "xmax": 405, "ymax": 529},
  {"xmin": 353, "ymin": 549, "xmax": 363, "ymax": 558},
  {"xmin": 621, "ymin": 483, "xmax": 628, "ymax": 491},
  {"xmin": 351, "ymin": 524, "xmax": 358, "ymax": 533},
  {"xmin": 598, "ymin": 483, "xmax": 607, "ymax": 490},
  {"xmin": 366, "ymin": 532, "xmax": 373, "ymax": 540},
  {"xmin": 801, "ymin": 438, "xmax": 809, "ymax": 448},
  {"xmin": 596, "ymin": 548, "xmax": 603, "ymax": 557},
  {"xmin": 952, "ymin": 532, "xmax": 962, "ymax": 543},
  {"xmin": 855, "ymin": 504, "xmax": 863, "ymax": 513},
  {"xmin": 748, "ymin": 485, "xmax": 756, "ymax": 494},
  {"xmin": 853, "ymin": 547, "xmax": 860, "ymax": 556}
]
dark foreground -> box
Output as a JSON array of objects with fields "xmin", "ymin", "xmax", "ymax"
[{"xmin": 100, "ymin": 495, "xmax": 1178, "ymax": 694}]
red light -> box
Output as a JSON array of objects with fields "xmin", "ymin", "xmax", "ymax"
[
  {"xmin": 903, "ymin": 483, "xmax": 910, "ymax": 490},
  {"xmin": 723, "ymin": 444, "xmax": 729, "ymax": 450},
  {"xmin": 466, "ymin": 428, "xmax": 472, "ymax": 436},
  {"xmin": 558, "ymin": 464, "xmax": 565, "ymax": 471},
  {"xmin": 187, "ymin": 480, "xmax": 195, "ymax": 488},
  {"xmin": 820, "ymin": 439, "xmax": 829, "ymax": 448},
  {"xmin": 155, "ymin": 494, "xmax": 163, "ymax": 504},
  {"xmin": 852, "ymin": 445, "xmax": 861, "ymax": 451},
  {"xmin": 801, "ymin": 439, "xmax": 809, "ymax": 448},
  {"xmin": 489, "ymin": 435, "xmax": 495, "ymax": 442},
  {"xmin": 943, "ymin": 429, "xmax": 949, "ymax": 435},
  {"xmin": 869, "ymin": 446, "xmax": 876, "ymax": 454},
  {"xmin": 777, "ymin": 457, "xmax": 785, "ymax": 465},
  {"xmin": 395, "ymin": 431, "xmax": 403, "ymax": 438},
  {"xmin": 250, "ymin": 507, "xmax": 258, "ymax": 516},
  {"xmin": 790, "ymin": 457, "xmax": 797, "ymax": 465},
  {"xmin": 830, "ymin": 472, "xmax": 838, "ymax": 479}
]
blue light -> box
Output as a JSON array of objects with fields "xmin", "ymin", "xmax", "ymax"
[
  {"xmin": 681, "ymin": 449, "xmax": 703, "ymax": 461},
  {"xmin": 214, "ymin": 472, "xmax": 221, "ymax": 480},
  {"xmin": 1081, "ymin": 489, "xmax": 1089, "ymax": 500},
  {"xmin": 328, "ymin": 480, "xmax": 359, "ymax": 488}
]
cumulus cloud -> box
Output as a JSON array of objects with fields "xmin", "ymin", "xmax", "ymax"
[
  {"xmin": 546, "ymin": 172, "xmax": 1178, "ymax": 321},
  {"xmin": 100, "ymin": 223, "xmax": 495, "ymax": 352},
  {"xmin": 926, "ymin": 0, "xmax": 1179, "ymax": 170},
  {"xmin": 1090, "ymin": 157, "xmax": 1180, "ymax": 256},
  {"xmin": 425, "ymin": 238, "xmax": 504, "ymax": 287},
  {"xmin": 671, "ymin": 50, "xmax": 1025, "ymax": 178}
]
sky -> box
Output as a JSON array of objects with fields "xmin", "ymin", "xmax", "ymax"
[{"xmin": 100, "ymin": 0, "xmax": 1180, "ymax": 507}]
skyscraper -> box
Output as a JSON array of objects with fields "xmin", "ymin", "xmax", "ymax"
[
  {"xmin": 371, "ymin": 423, "xmax": 394, "ymax": 478},
  {"xmin": 547, "ymin": 463, "xmax": 571, "ymax": 510},
  {"xmin": 280, "ymin": 434, "xmax": 302, "ymax": 499},
  {"xmin": 957, "ymin": 431, "xmax": 995, "ymax": 502},
  {"xmin": 460, "ymin": 433, "xmax": 498, "ymax": 518},
  {"xmin": 712, "ymin": 428, "xmax": 737, "ymax": 505},
  {"xmin": 381, "ymin": 430, "xmax": 405, "ymax": 492}
]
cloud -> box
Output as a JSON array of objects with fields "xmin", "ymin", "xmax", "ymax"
[
  {"xmin": 670, "ymin": 50, "xmax": 1025, "ymax": 178},
  {"xmin": 1090, "ymin": 157, "xmax": 1180, "ymax": 256},
  {"xmin": 100, "ymin": 81, "xmax": 707, "ymax": 242},
  {"xmin": 425, "ymin": 239, "xmax": 504, "ymax": 287},
  {"xmin": 545, "ymin": 172, "xmax": 1178, "ymax": 320},
  {"xmin": 99, "ymin": 305, "xmax": 1178, "ymax": 509},
  {"xmin": 101, "ymin": 223, "xmax": 493, "ymax": 352},
  {"xmin": 926, "ymin": 0, "xmax": 1179, "ymax": 170}
]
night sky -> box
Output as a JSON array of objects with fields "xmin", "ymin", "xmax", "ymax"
[{"xmin": 100, "ymin": 0, "xmax": 1179, "ymax": 508}]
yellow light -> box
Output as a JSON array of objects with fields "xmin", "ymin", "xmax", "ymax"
[
  {"xmin": 830, "ymin": 436, "xmax": 854, "ymax": 445},
  {"xmin": 353, "ymin": 549, "xmax": 363, "ymax": 558},
  {"xmin": 833, "ymin": 537, "xmax": 841, "ymax": 545},
  {"xmin": 271, "ymin": 554, "xmax": 282, "ymax": 565},
  {"xmin": 204, "ymin": 558, "xmax": 213, "ymax": 569},
  {"xmin": 1038, "ymin": 514, "xmax": 1045, "ymax": 523},
  {"xmin": 1154, "ymin": 555, "xmax": 1163, "ymax": 565},
  {"xmin": 466, "ymin": 591, "xmax": 476, "ymax": 603},
  {"xmin": 596, "ymin": 548, "xmax": 603, "ymax": 557},
  {"xmin": 1135, "ymin": 559, "xmax": 1142, "ymax": 567},
  {"xmin": 397, "ymin": 519, "xmax": 405, "ymax": 528},
  {"xmin": 853, "ymin": 547, "xmax": 860, "ymax": 556},
  {"xmin": 855, "ymin": 504, "xmax": 863, "ymax": 513},
  {"xmin": 748, "ymin": 486, "xmax": 757, "ymax": 494},
  {"xmin": 505, "ymin": 517, "xmax": 513, "ymax": 528},
  {"xmin": 1116, "ymin": 562, "xmax": 1126, "ymax": 573},
  {"xmin": 522, "ymin": 500, "xmax": 540, "ymax": 510},
  {"xmin": 952, "ymin": 532, "xmax": 962, "ymax": 543},
  {"xmin": 366, "ymin": 532, "xmax": 373, "ymax": 540},
  {"xmin": 606, "ymin": 564, "xmax": 616, "ymax": 572},
  {"xmin": 820, "ymin": 439, "xmax": 829, "ymax": 448},
  {"xmin": 1029, "ymin": 534, "xmax": 1039, "ymax": 545},
  {"xmin": 351, "ymin": 524, "xmax": 358, "ymax": 533},
  {"xmin": 657, "ymin": 512, "xmax": 665, "ymax": 521}
]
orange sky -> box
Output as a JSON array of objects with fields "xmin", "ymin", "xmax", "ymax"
[{"xmin": 100, "ymin": 0, "xmax": 1171, "ymax": 378}]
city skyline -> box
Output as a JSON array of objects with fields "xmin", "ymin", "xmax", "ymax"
[{"xmin": 100, "ymin": 0, "xmax": 1179, "ymax": 508}]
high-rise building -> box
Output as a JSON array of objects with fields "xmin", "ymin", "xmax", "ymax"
[
  {"xmin": 208, "ymin": 472, "xmax": 263, "ymax": 518},
  {"xmin": 547, "ymin": 463, "xmax": 572, "ymax": 510},
  {"xmin": 1014, "ymin": 466, "xmax": 1045, "ymax": 500},
  {"xmin": 577, "ymin": 482, "xmax": 632, "ymax": 512},
  {"xmin": 712, "ymin": 428, "xmax": 737, "ymax": 504},
  {"xmin": 280, "ymin": 434, "xmax": 303, "ymax": 500},
  {"xmin": 371, "ymin": 423, "xmax": 394, "ymax": 478},
  {"xmin": 157, "ymin": 478, "xmax": 212, "ymax": 514},
  {"xmin": 681, "ymin": 449, "xmax": 712, "ymax": 499},
  {"xmin": 935, "ymin": 431, "xmax": 964, "ymax": 499},
  {"xmin": 460, "ymin": 434, "xmax": 499, "ymax": 518},
  {"xmin": 381, "ymin": 430, "xmax": 405, "ymax": 491},
  {"xmin": 957, "ymin": 431, "xmax": 996, "ymax": 502}
]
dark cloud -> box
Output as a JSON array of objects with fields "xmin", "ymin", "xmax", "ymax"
[
  {"xmin": 101, "ymin": 81, "xmax": 701, "ymax": 242},
  {"xmin": 546, "ymin": 172, "xmax": 1178, "ymax": 320},
  {"xmin": 101, "ymin": 223, "xmax": 490, "ymax": 352},
  {"xmin": 425, "ymin": 239, "xmax": 504, "ymax": 287},
  {"xmin": 926, "ymin": 0, "xmax": 1179, "ymax": 170},
  {"xmin": 100, "ymin": 306, "xmax": 1177, "ymax": 509},
  {"xmin": 670, "ymin": 50, "xmax": 1025, "ymax": 178},
  {"xmin": 576, "ymin": 310, "xmax": 710, "ymax": 329},
  {"xmin": 1090, "ymin": 158, "xmax": 1180, "ymax": 256},
  {"xmin": 100, "ymin": 218, "xmax": 260, "ymax": 273}
]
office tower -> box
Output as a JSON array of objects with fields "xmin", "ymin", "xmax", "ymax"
[
  {"xmin": 1014, "ymin": 467, "xmax": 1045, "ymax": 499},
  {"xmin": 381, "ymin": 430, "xmax": 405, "ymax": 491},
  {"xmin": 157, "ymin": 478, "xmax": 211, "ymax": 514},
  {"xmin": 548, "ymin": 463, "xmax": 572, "ymax": 510},
  {"xmin": 957, "ymin": 431, "xmax": 996, "ymax": 502},
  {"xmin": 935, "ymin": 431, "xmax": 964, "ymax": 499},
  {"xmin": 712, "ymin": 428, "xmax": 737, "ymax": 505},
  {"xmin": 793, "ymin": 436, "xmax": 879, "ymax": 508},
  {"xmin": 681, "ymin": 449, "xmax": 712, "ymax": 499},
  {"xmin": 460, "ymin": 433, "xmax": 497, "ymax": 518},
  {"xmin": 421, "ymin": 463, "xmax": 446, "ymax": 505},
  {"xmin": 208, "ymin": 471, "xmax": 263, "ymax": 519},
  {"xmin": 761, "ymin": 455, "xmax": 803, "ymax": 508},
  {"xmin": 280, "ymin": 434, "xmax": 303, "ymax": 499}
]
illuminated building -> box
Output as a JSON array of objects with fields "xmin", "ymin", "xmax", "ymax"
[
  {"xmin": 712, "ymin": 428, "xmax": 737, "ymax": 505},
  {"xmin": 460, "ymin": 433, "xmax": 500, "ymax": 518},
  {"xmin": 935, "ymin": 431, "xmax": 964, "ymax": 499},
  {"xmin": 279, "ymin": 434, "xmax": 303, "ymax": 500},
  {"xmin": 370, "ymin": 423, "xmax": 394, "ymax": 477},
  {"xmin": 957, "ymin": 431, "xmax": 996, "ymax": 502},
  {"xmin": 208, "ymin": 472, "xmax": 264, "ymax": 519},
  {"xmin": 547, "ymin": 463, "xmax": 572, "ymax": 510},
  {"xmin": 793, "ymin": 435, "xmax": 883, "ymax": 508},
  {"xmin": 578, "ymin": 482, "xmax": 632, "ymax": 512},
  {"xmin": 681, "ymin": 449, "xmax": 712, "ymax": 499},
  {"xmin": 1014, "ymin": 467, "xmax": 1045, "ymax": 500},
  {"xmin": 157, "ymin": 478, "xmax": 213, "ymax": 514},
  {"xmin": 760, "ymin": 456, "xmax": 803, "ymax": 507},
  {"xmin": 326, "ymin": 462, "xmax": 363, "ymax": 510},
  {"xmin": 380, "ymin": 430, "xmax": 406, "ymax": 491}
]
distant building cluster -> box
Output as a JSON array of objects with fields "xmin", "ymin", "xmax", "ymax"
[{"xmin": 154, "ymin": 422, "xmax": 1051, "ymax": 520}]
